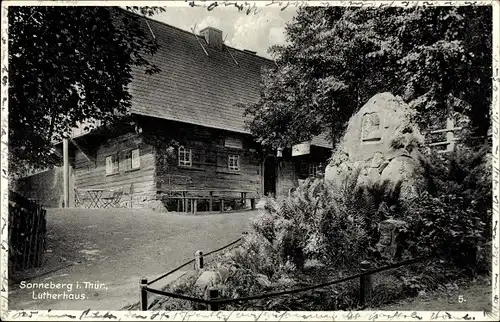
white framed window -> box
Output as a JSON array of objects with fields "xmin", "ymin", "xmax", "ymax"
[
  {"xmin": 178, "ymin": 146, "xmax": 192, "ymax": 166},
  {"xmin": 131, "ymin": 148, "xmax": 140, "ymax": 169},
  {"xmin": 228, "ymin": 155, "xmax": 240, "ymax": 171},
  {"xmin": 105, "ymin": 154, "xmax": 118, "ymax": 175},
  {"xmin": 309, "ymin": 163, "xmax": 323, "ymax": 177}
]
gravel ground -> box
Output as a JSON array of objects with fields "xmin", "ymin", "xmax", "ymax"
[
  {"xmin": 8, "ymin": 208, "xmax": 257, "ymax": 310},
  {"xmin": 377, "ymin": 275, "xmax": 493, "ymax": 311}
]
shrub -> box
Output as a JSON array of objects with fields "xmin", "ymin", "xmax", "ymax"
[
  {"xmin": 400, "ymin": 143, "xmax": 491, "ymax": 275},
  {"xmin": 251, "ymin": 170, "xmax": 393, "ymax": 271},
  {"xmin": 143, "ymin": 142, "xmax": 491, "ymax": 312},
  {"xmin": 218, "ymin": 232, "xmax": 283, "ymax": 279}
]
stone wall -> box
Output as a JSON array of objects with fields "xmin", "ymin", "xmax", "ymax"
[{"xmin": 11, "ymin": 167, "xmax": 75, "ymax": 208}]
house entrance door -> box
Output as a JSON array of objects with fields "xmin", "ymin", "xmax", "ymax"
[{"xmin": 263, "ymin": 156, "xmax": 277, "ymax": 197}]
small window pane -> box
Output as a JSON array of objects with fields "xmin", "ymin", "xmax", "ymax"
[
  {"xmin": 178, "ymin": 146, "xmax": 192, "ymax": 166},
  {"xmin": 228, "ymin": 155, "xmax": 240, "ymax": 171},
  {"xmin": 309, "ymin": 163, "xmax": 323, "ymax": 177}
]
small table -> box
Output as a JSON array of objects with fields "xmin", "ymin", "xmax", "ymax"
[{"xmin": 80, "ymin": 189, "xmax": 106, "ymax": 208}]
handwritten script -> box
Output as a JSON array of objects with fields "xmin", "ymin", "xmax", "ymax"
[
  {"xmin": 4, "ymin": 309, "xmax": 499, "ymax": 321},
  {"xmin": 183, "ymin": 0, "xmax": 494, "ymax": 15}
]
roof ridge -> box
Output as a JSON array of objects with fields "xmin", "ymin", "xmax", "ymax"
[{"xmin": 117, "ymin": 7, "xmax": 274, "ymax": 63}]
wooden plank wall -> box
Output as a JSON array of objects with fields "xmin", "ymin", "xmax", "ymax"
[
  {"xmin": 155, "ymin": 124, "xmax": 261, "ymax": 198},
  {"xmin": 74, "ymin": 132, "xmax": 156, "ymax": 206},
  {"xmin": 276, "ymin": 146, "xmax": 332, "ymax": 197}
]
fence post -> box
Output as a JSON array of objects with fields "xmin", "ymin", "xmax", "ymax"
[
  {"xmin": 140, "ymin": 277, "xmax": 148, "ymax": 311},
  {"xmin": 208, "ymin": 288, "xmax": 219, "ymax": 311},
  {"xmin": 359, "ymin": 260, "xmax": 373, "ymax": 308},
  {"xmin": 195, "ymin": 250, "xmax": 204, "ymax": 270},
  {"xmin": 446, "ymin": 116, "xmax": 455, "ymax": 152}
]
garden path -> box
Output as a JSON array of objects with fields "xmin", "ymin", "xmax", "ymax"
[{"xmin": 8, "ymin": 208, "xmax": 256, "ymax": 310}]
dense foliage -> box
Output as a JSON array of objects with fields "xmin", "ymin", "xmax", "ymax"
[
  {"xmin": 244, "ymin": 6, "xmax": 492, "ymax": 149},
  {"xmin": 8, "ymin": 6, "xmax": 164, "ymax": 175},
  {"xmin": 137, "ymin": 142, "xmax": 491, "ymax": 311},
  {"xmin": 252, "ymin": 172, "xmax": 380, "ymax": 270},
  {"xmin": 401, "ymin": 144, "xmax": 492, "ymax": 274}
]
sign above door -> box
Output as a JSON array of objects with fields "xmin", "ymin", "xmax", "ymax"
[{"xmin": 292, "ymin": 142, "xmax": 311, "ymax": 156}]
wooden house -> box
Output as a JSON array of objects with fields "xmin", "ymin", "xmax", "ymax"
[{"xmin": 57, "ymin": 10, "xmax": 332, "ymax": 211}]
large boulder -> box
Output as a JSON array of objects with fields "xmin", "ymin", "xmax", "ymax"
[
  {"xmin": 379, "ymin": 155, "xmax": 422, "ymax": 199},
  {"xmin": 325, "ymin": 92, "xmax": 428, "ymax": 198},
  {"xmin": 195, "ymin": 271, "xmax": 220, "ymax": 288}
]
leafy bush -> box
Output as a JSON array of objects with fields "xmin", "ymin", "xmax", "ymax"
[
  {"xmin": 400, "ymin": 143, "xmax": 491, "ymax": 274},
  {"xmin": 218, "ymin": 232, "xmax": 284, "ymax": 279},
  {"xmin": 140, "ymin": 143, "xmax": 491, "ymax": 312},
  {"xmin": 251, "ymin": 169, "xmax": 393, "ymax": 271},
  {"xmin": 402, "ymin": 192, "xmax": 486, "ymax": 264}
]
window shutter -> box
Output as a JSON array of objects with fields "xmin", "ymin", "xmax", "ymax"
[
  {"xmin": 106, "ymin": 156, "xmax": 113, "ymax": 174},
  {"xmin": 131, "ymin": 149, "xmax": 140, "ymax": 169},
  {"xmin": 113, "ymin": 154, "xmax": 119, "ymax": 173}
]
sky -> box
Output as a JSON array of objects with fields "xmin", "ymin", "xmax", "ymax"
[{"xmin": 149, "ymin": 6, "xmax": 298, "ymax": 58}]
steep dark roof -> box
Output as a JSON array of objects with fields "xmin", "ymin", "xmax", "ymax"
[
  {"xmin": 311, "ymin": 133, "xmax": 332, "ymax": 149},
  {"xmin": 127, "ymin": 12, "xmax": 272, "ymax": 133},
  {"xmin": 126, "ymin": 11, "xmax": 331, "ymax": 149}
]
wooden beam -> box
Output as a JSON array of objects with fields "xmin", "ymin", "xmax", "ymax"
[
  {"xmin": 191, "ymin": 24, "xmax": 209, "ymax": 57},
  {"xmin": 70, "ymin": 138, "xmax": 95, "ymax": 166},
  {"xmin": 446, "ymin": 117, "xmax": 455, "ymax": 152},
  {"xmin": 63, "ymin": 138, "xmax": 70, "ymax": 208}
]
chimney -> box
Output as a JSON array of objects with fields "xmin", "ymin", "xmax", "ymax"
[{"xmin": 200, "ymin": 27, "xmax": 223, "ymax": 51}]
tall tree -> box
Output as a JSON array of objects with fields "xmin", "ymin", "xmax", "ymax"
[
  {"xmin": 244, "ymin": 6, "xmax": 492, "ymax": 150},
  {"xmin": 8, "ymin": 6, "xmax": 165, "ymax": 176}
]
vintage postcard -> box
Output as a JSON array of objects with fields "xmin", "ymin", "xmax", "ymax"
[{"xmin": 1, "ymin": 0, "xmax": 499, "ymax": 321}]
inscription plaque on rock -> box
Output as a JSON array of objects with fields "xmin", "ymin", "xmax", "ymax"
[{"xmin": 361, "ymin": 113, "xmax": 382, "ymax": 142}]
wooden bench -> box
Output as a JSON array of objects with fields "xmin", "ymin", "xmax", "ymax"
[{"xmin": 157, "ymin": 189, "xmax": 257, "ymax": 214}]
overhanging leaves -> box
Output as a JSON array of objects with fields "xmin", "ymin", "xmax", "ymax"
[{"xmin": 8, "ymin": 6, "xmax": 165, "ymax": 175}]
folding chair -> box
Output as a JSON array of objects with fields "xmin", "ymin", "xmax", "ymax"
[{"xmin": 101, "ymin": 188, "xmax": 124, "ymax": 208}]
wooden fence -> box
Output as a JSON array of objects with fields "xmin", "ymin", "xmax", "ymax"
[
  {"xmin": 427, "ymin": 117, "xmax": 491, "ymax": 153},
  {"xmin": 8, "ymin": 190, "xmax": 47, "ymax": 273}
]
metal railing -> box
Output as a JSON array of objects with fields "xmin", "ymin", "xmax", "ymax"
[
  {"xmin": 139, "ymin": 234, "xmax": 433, "ymax": 311},
  {"xmin": 140, "ymin": 233, "xmax": 247, "ymax": 309}
]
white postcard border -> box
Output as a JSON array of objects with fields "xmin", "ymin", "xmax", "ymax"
[{"xmin": 1, "ymin": 1, "xmax": 499, "ymax": 321}]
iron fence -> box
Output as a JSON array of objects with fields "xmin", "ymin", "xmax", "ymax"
[{"xmin": 139, "ymin": 232, "xmax": 432, "ymax": 311}]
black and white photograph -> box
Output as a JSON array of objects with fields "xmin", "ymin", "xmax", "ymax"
[{"xmin": 0, "ymin": 0, "xmax": 499, "ymax": 320}]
